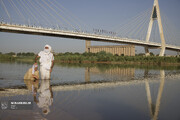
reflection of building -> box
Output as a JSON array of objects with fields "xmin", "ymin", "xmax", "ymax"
[
  {"xmin": 85, "ymin": 40, "xmax": 135, "ymax": 56},
  {"xmin": 85, "ymin": 67, "xmax": 135, "ymax": 82},
  {"xmin": 89, "ymin": 67, "xmax": 135, "ymax": 77}
]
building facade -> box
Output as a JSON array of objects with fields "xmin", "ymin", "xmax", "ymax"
[{"xmin": 85, "ymin": 40, "xmax": 135, "ymax": 56}]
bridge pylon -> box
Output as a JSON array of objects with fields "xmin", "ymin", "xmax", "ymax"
[{"xmin": 145, "ymin": 0, "xmax": 166, "ymax": 56}]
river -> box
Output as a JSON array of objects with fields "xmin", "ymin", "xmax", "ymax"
[{"xmin": 0, "ymin": 61, "xmax": 180, "ymax": 120}]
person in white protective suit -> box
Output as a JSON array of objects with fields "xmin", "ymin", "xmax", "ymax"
[{"xmin": 35, "ymin": 45, "xmax": 54, "ymax": 80}]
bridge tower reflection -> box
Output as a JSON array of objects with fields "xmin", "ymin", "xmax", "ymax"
[{"xmin": 145, "ymin": 70, "xmax": 165, "ymax": 120}]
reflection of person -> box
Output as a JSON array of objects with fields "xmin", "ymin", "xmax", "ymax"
[
  {"xmin": 35, "ymin": 45, "xmax": 54, "ymax": 80},
  {"xmin": 24, "ymin": 63, "xmax": 39, "ymax": 80},
  {"xmin": 34, "ymin": 79, "xmax": 53, "ymax": 115},
  {"xmin": 24, "ymin": 79, "xmax": 39, "ymax": 95}
]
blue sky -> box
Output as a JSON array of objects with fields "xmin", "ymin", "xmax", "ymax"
[{"xmin": 0, "ymin": 0, "xmax": 180, "ymax": 54}]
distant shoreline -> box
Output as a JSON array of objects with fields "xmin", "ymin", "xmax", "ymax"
[
  {"xmin": 0, "ymin": 52, "xmax": 180, "ymax": 66},
  {"xmin": 54, "ymin": 60, "xmax": 180, "ymax": 66},
  {"xmin": 1, "ymin": 58, "xmax": 180, "ymax": 67}
]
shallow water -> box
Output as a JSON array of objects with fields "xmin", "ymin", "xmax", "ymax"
[{"xmin": 0, "ymin": 62, "xmax": 180, "ymax": 120}]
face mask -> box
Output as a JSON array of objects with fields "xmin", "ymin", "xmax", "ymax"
[{"xmin": 44, "ymin": 49, "xmax": 50, "ymax": 53}]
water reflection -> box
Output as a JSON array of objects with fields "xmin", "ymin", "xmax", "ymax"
[
  {"xmin": 85, "ymin": 66, "xmax": 135, "ymax": 82},
  {"xmin": 24, "ymin": 79, "xmax": 39, "ymax": 95},
  {"xmin": 24, "ymin": 78, "xmax": 53, "ymax": 116},
  {"xmin": 1, "ymin": 62, "xmax": 180, "ymax": 119},
  {"xmin": 145, "ymin": 70, "xmax": 165, "ymax": 120},
  {"xmin": 85, "ymin": 67, "xmax": 90, "ymax": 83},
  {"xmin": 34, "ymin": 79, "xmax": 53, "ymax": 115}
]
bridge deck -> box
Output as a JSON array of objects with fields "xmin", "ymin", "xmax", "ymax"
[{"xmin": 1, "ymin": 23, "xmax": 180, "ymax": 51}]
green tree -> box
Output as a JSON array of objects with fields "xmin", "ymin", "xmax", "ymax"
[{"xmin": 6, "ymin": 52, "xmax": 16, "ymax": 56}]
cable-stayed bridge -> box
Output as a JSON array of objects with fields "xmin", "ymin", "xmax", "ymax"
[
  {"xmin": 0, "ymin": 23, "xmax": 180, "ymax": 52},
  {"xmin": 0, "ymin": 0, "xmax": 180, "ymax": 56}
]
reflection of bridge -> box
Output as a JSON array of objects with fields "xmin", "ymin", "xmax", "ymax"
[{"xmin": 0, "ymin": 0, "xmax": 180, "ymax": 56}]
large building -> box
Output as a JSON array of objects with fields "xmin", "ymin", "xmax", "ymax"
[{"xmin": 85, "ymin": 40, "xmax": 135, "ymax": 56}]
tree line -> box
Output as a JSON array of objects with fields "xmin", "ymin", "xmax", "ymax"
[
  {"xmin": 0, "ymin": 52, "xmax": 35, "ymax": 56},
  {"xmin": 55, "ymin": 51, "xmax": 180, "ymax": 63},
  {"xmin": 0, "ymin": 51, "xmax": 180, "ymax": 63}
]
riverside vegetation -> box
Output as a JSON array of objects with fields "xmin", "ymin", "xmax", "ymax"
[{"xmin": 0, "ymin": 51, "xmax": 180, "ymax": 65}]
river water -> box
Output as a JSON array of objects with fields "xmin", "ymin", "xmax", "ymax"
[{"xmin": 0, "ymin": 61, "xmax": 180, "ymax": 120}]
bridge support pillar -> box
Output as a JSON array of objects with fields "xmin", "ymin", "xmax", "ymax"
[
  {"xmin": 145, "ymin": 47, "xmax": 150, "ymax": 56},
  {"xmin": 85, "ymin": 40, "xmax": 91, "ymax": 53}
]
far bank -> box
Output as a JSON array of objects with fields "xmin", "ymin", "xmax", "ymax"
[{"xmin": 0, "ymin": 52, "xmax": 180, "ymax": 66}]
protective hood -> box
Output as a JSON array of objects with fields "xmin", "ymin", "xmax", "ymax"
[{"xmin": 44, "ymin": 44, "xmax": 52, "ymax": 54}]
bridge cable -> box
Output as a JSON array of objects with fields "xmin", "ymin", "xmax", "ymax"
[
  {"xmin": 8, "ymin": 0, "xmax": 26, "ymax": 23},
  {"xmin": 163, "ymin": 11, "xmax": 179, "ymax": 45},
  {"xmin": 41, "ymin": 0, "xmax": 76, "ymax": 30},
  {"xmin": 24, "ymin": 0, "xmax": 53, "ymax": 27},
  {"xmin": 114, "ymin": 8, "xmax": 151, "ymax": 38},
  {"xmin": 126, "ymin": 13, "xmax": 147, "ymax": 38},
  {"xmin": 129, "ymin": 9, "xmax": 151, "ymax": 40},
  {"xmin": 126, "ymin": 8, "xmax": 151, "ymax": 39},
  {"xmin": 159, "ymin": 13, "xmax": 169, "ymax": 45},
  {"xmin": 35, "ymin": 0, "xmax": 65, "ymax": 28},
  {"xmin": 46, "ymin": 0, "xmax": 82, "ymax": 31},
  {"xmin": 162, "ymin": 14, "xmax": 173, "ymax": 45},
  {"xmin": 132, "ymin": 10, "xmax": 151, "ymax": 41},
  {"xmin": 113, "ymin": 8, "xmax": 151, "ymax": 34},
  {"xmin": 127, "ymin": 8, "xmax": 151, "ymax": 40},
  {"xmin": 161, "ymin": 12, "xmax": 179, "ymax": 46},
  {"xmin": 10, "ymin": 0, "xmax": 31, "ymax": 25},
  {"xmin": 0, "ymin": 0, "xmax": 11, "ymax": 20},
  {"xmin": 118, "ymin": 8, "xmax": 151, "ymax": 39},
  {"xmin": 53, "ymin": 0, "xmax": 92, "ymax": 32},
  {"xmin": 137, "ymin": 13, "xmax": 151, "ymax": 41},
  {"xmin": 17, "ymin": 0, "xmax": 39, "ymax": 25},
  {"xmin": 25, "ymin": 0, "xmax": 52, "ymax": 27},
  {"xmin": 21, "ymin": 0, "xmax": 41, "ymax": 25},
  {"xmin": 136, "ymin": 9, "xmax": 152, "ymax": 40},
  {"xmin": 161, "ymin": 16, "xmax": 170, "ymax": 45}
]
